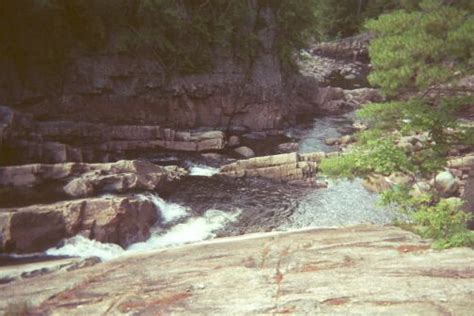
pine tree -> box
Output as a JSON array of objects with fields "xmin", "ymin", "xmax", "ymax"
[{"xmin": 321, "ymin": 0, "xmax": 474, "ymax": 248}]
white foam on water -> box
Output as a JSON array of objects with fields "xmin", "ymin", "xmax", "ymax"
[
  {"xmin": 46, "ymin": 235, "xmax": 125, "ymax": 261},
  {"xmin": 45, "ymin": 195, "xmax": 240, "ymax": 261},
  {"xmin": 138, "ymin": 193, "xmax": 189, "ymax": 224},
  {"xmin": 189, "ymin": 164, "xmax": 220, "ymax": 177},
  {"xmin": 128, "ymin": 209, "xmax": 241, "ymax": 251}
]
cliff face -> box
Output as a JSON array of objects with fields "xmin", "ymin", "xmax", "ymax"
[{"xmin": 0, "ymin": 7, "xmax": 297, "ymax": 132}]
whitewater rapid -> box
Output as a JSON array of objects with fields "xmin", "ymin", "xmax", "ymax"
[{"xmin": 46, "ymin": 193, "xmax": 240, "ymax": 261}]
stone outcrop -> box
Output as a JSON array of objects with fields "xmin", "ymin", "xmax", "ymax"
[
  {"xmin": 1, "ymin": 106, "xmax": 225, "ymax": 165},
  {"xmin": 0, "ymin": 196, "xmax": 158, "ymax": 253},
  {"xmin": 462, "ymin": 168, "xmax": 474, "ymax": 229},
  {"xmin": 0, "ymin": 7, "xmax": 295, "ymax": 133},
  {"xmin": 0, "ymin": 160, "xmax": 186, "ymax": 202},
  {"xmin": 1, "ymin": 225, "xmax": 473, "ymax": 315},
  {"xmin": 435, "ymin": 171, "xmax": 460, "ymax": 197},
  {"xmin": 294, "ymin": 83, "xmax": 382, "ymax": 116},
  {"xmin": 220, "ymin": 152, "xmax": 326, "ymax": 182},
  {"xmin": 311, "ymin": 33, "xmax": 372, "ymax": 61}
]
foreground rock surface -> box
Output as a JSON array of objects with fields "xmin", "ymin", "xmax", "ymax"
[{"xmin": 1, "ymin": 225, "xmax": 473, "ymax": 315}]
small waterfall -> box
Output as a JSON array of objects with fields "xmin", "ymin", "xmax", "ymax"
[
  {"xmin": 138, "ymin": 193, "xmax": 188, "ymax": 224},
  {"xmin": 46, "ymin": 236, "xmax": 125, "ymax": 261},
  {"xmin": 128, "ymin": 209, "xmax": 241, "ymax": 251},
  {"xmin": 188, "ymin": 163, "xmax": 220, "ymax": 177},
  {"xmin": 45, "ymin": 194, "xmax": 240, "ymax": 261}
]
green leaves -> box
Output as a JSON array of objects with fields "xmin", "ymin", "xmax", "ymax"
[
  {"xmin": 321, "ymin": 138, "xmax": 411, "ymax": 178},
  {"xmin": 366, "ymin": 3, "xmax": 473, "ymax": 95}
]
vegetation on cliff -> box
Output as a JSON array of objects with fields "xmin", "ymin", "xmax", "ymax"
[
  {"xmin": 0, "ymin": 0, "xmax": 448, "ymax": 77},
  {"xmin": 321, "ymin": 0, "xmax": 474, "ymax": 248},
  {"xmin": 0, "ymin": 0, "xmax": 318, "ymax": 77}
]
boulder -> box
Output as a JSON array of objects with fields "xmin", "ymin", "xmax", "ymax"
[
  {"xmin": 277, "ymin": 142, "xmax": 299, "ymax": 153},
  {"xmin": 339, "ymin": 135, "xmax": 354, "ymax": 145},
  {"xmin": 410, "ymin": 181, "xmax": 432, "ymax": 198},
  {"xmin": 228, "ymin": 135, "xmax": 240, "ymax": 147},
  {"xmin": 387, "ymin": 172, "xmax": 412, "ymax": 186},
  {"xmin": 234, "ymin": 146, "xmax": 255, "ymax": 158},
  {"xmin": 0, "ymin": 196, "xmax": 158, "ymax": 253},
  {"xmin": 0, "ymin": 160, "xmax": 187, "ymax": 199},
  {"xmin": 362, "ymin": 174, "xmax": 391, "ymax": 193},
  {"xmin": 325, "ymin": 138, "xmax": 338, "ymax": 146},
  {"xmin": 434, "ymin": 171, "xmax": 460, "ymax": 197},
  {"xmin": 220, "ymin": 152, "xmax": 318, "ymax": 182}
]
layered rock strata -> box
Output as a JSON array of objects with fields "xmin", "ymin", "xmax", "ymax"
[
  {"xmin": 219, "ymin": 152, "xmax": 326, "ymax": 182},
  {"xmin": 0, "ymin": 160, "xmax": 186, "ymax": 202},
  {"xmin": 1, "ymin": 106, "xmax": 225, "ymax": 165}
]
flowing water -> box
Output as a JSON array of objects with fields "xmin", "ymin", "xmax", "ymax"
[{"xmin": 40, "ymin": 111, "xmax": 399, "ymax": 262}]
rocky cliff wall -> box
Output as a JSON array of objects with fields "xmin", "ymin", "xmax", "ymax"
[{"xmin": 0, "ymin": 7, "xmax": 301, "ymax": 132}]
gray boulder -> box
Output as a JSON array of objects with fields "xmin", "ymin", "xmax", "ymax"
[
  {"xmin": 234, "ymin": 146, "xmax": 255, "ymax": 158},
  {"xmin": 434, "ymin": 171, "xmax": 460, "ymax": 197}
]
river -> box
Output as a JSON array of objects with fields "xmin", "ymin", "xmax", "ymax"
[{"xmin": 36, "ymin": 110, "xmax": 398, "ymax": 262}]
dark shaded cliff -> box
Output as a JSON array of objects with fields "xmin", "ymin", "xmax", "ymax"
[{"xmin": 0, "ymin": 1, "xmax": 318, "ymax": 132}]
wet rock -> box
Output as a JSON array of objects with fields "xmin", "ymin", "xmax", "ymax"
[
  {"xmin": 0, "ymin": 160, "xmax": 186, "ymax": 200},
  {"xmin": 277, "ymin": 142, "xmax": 299, "ymax": 153},
  {"xmin": 0, "ymin": 257, "xmax": 99, "ymax": 284},
  {"xmin": 435, "ymin": 171, "xmax": 460, "ymax": 197},
  {"xmin": 339, "ymin": 135, "xmax": 354, "ymax": 145},
  {"xmin": 228, "ymin": 135, "xmax": 240, "ymax": 147},
  {"xmin": 201, "ymin": 153, "xmax": 224, "ymax": 161},
  {"xmin": 234, "ymin": 146, "xmax": 255, "ymax": 158},
  {"xmin": 325, "ymin": 135, "xmax": 354, "ymax": 146},
  {"xmin": 2, "ymin": 225, "xmax": 473, "ymax": 315},
  {"xmin": 387, "ymin": 172, "xmax": 412, "ymax": 186},
  {"xmin": 410, "ymin": 181, "xmax": 432, "ymax": 198},
  {"xmin": 0, "ymin": 196, "xmax": 158, "ymax": 253},
  {"xmin": 242, "ymin": 132, "xmax": 267, "ymax": 140}
]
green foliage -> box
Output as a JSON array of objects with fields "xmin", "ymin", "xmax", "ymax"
[
  {"xmin": 322, "ymin": 0, "xmax": 474, "ymax": 249},
  {"xmin": 0, "ymin": 0, "xmax": 318, "ymax": 77},
  {"xmin": 321, "ymin": 138, "xmax": 411, "ymax": 178},
  {"xmin": 381, "ymin": 187, "xmax": 474, "ymax": 249},
  {"xmin": 273, "ymin": 0, "xmax": 318, "ymax": 71},
  {"xmin": 366, "ymin": 1, "xmax": 473, "ymax": 95},
  {"xmin": 310, "ymin": 0, "xmax": 421, "ymax": 41}
]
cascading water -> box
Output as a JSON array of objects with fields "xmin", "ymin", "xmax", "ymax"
[
  {"xmin": 188, "ymin": 163, "xmax": 221, "ymax": 177},
  {"xmin": 45, "ymin": 193, "xmax": 240, "ymax": 261},
  {"xmin": 40, "ymin": 113, "xmax": 399, "ymax": 263}
]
